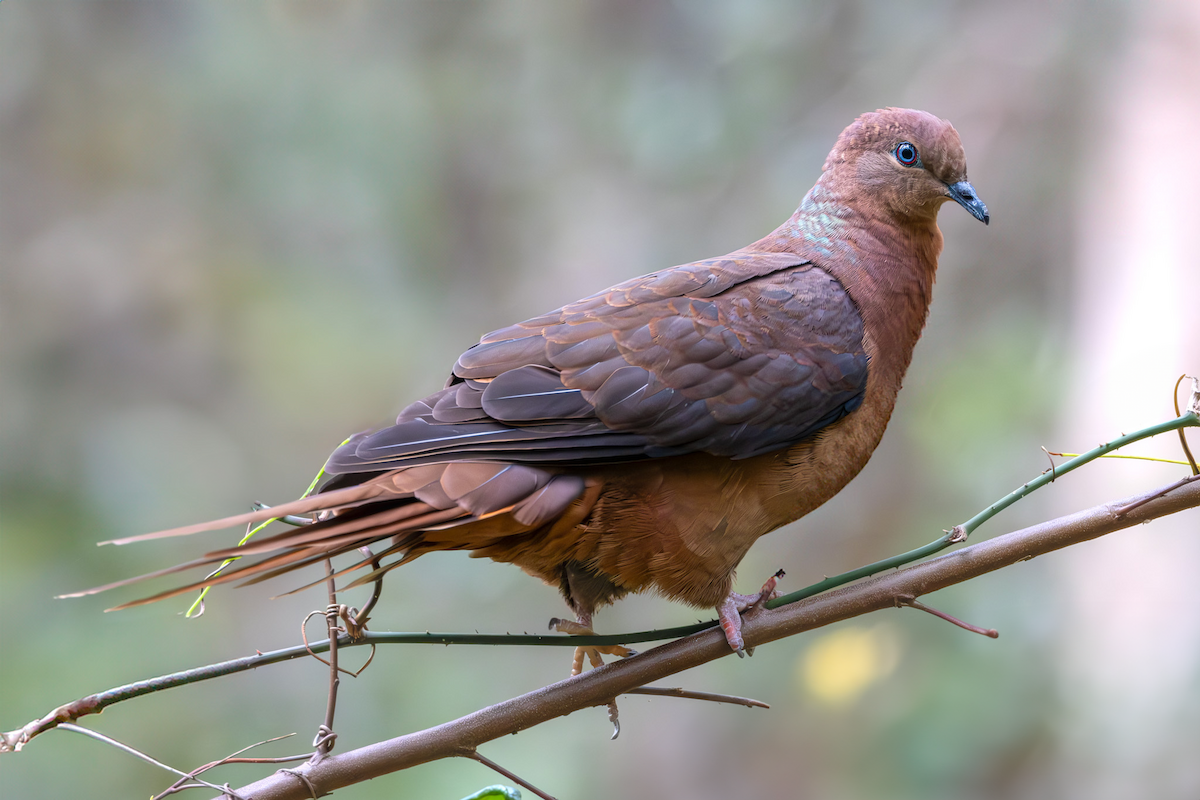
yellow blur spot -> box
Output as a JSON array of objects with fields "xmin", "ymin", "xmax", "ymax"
[{"xmin": 798, "ymin": 624, "xmax": 901, "ymax": 705}]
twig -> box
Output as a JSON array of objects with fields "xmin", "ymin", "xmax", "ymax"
[
  {"xmin": 1111, "ymin": 474, "xmax": 1200, "ymax": 518},
  {"xmin": 469, "ymin": 750, "xmax": 558, "ymax": 800},
  {"xmin": 275, "ymin": 767, "xmax": 319, "ymax": 799},
  {"xmin": 1174, "ymin": 375, "xmax": 1199, "ymax": 475},
  {"xmin": 896, "ymin": 595, "xmax": 999, "ymax": 638},
  {"xmin": 251, "ymin": 502, "xmax": 314, "ymax": 528},
  {"xmin": 1, "ymin": 628, "xmax": 708, "ymax": 753},
  {"xmin": 55, "ymin": 724, "xmax": 245, "ymax": 798},
  {"xmin": 154, "ymin": 735, "xmax": 307, "ymax": 799},
  {"xmin": 351, "ymin": 547, "xmax": 384, "ymax": 632},
  {"xmin": 311, "ymin": 561, "xmax": 341, "ymax": 763},
  {"xmin": 215, "ymin": 476, "xmax": 1200, "ymax": 800},
  {"xmin": 624, "ymin": 686, "xmax": 769, "ymax": 708}
]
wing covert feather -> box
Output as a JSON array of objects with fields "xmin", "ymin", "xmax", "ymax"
[{"xmin": 325, "ymin": 251, "xmax": 867, "ymax": 474}]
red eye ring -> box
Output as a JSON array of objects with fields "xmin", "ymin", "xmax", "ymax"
[{"xmin": 894, "ymin": 141, "xmax": 920, "ymax": 167}]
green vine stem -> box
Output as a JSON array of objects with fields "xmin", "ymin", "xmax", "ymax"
[{"xmin": 768, "ymin": 410, "xmax": 1199, "ymax": 608}]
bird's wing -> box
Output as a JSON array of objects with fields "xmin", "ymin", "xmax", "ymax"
[
  {"xmin": 72, "ymin": 251, "xmax": 868, "ymax": 605},
  {"xmin": 327, "ymin": 250, "xmax": 868, "ymax": 473}
]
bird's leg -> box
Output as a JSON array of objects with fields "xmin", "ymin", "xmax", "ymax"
[
  {"xmin": 549, "ymin": 611, "xmax": 636, "ymax": 676},
  {"xmin": 549, "ymin": 611, "xmax": 633, "ymax": 739},
  {"xmin": 717, "ymin": 569, "xmax": 785, "ymax": 657}
]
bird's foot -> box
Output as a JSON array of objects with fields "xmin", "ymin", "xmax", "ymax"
[
  {"xmin": 548, "ymin": 617, "xmax": 636, "ymax": 677},
  {"xmin": 717, "ymin": 569, "xmax": 785, "ymax": 657},
  {"xmin": 549, "ymin": 615, "xmax": 632, "ymax": 739}
]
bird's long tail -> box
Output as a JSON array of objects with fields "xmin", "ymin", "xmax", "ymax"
[{"xmin": 59, "ymin": 463, "xmax": 590, "ymax": 611}]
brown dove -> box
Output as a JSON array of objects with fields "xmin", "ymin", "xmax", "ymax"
[{"xmin": 70, "ymin": 108, "xmax": 989, "ymax": 658}]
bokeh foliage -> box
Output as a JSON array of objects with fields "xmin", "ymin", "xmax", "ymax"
[{"xmin": 3, "ymin": 3, "xmax": 1197, "ymax": 800}]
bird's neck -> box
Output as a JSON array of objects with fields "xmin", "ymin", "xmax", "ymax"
[
  {"xmin": 742, "ymin": 181, "xmax": 947, "ymax": 529},
  {"xmin": 752, "ymin": 179, "xmax": 943, "ymax": 384}
]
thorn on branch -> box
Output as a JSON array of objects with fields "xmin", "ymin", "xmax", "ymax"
[
  {"xmin": 1041, "ymin": 446, "xmax": 1057, "ymax": 482},
  {"xmin": 896, "ymin": 595, "xmax": 999, "ymax": 638}
]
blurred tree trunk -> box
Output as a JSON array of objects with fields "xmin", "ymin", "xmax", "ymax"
[{"xmin": 1057, "ymin": 0, "xmax": 1200, "ymax": 797}]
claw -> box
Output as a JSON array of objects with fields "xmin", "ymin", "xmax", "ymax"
[
  {"xmin": 718, "ymin": 569, "xmax": 786, "ymax": 654},
  {"xmin": 551, "ymin": 616, "xmax": 635, "ymax": 678}
]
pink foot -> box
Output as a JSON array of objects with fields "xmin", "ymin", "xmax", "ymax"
[{"xmin": 716, "ymin": 569, "xmax": 784, "ymax": 657}]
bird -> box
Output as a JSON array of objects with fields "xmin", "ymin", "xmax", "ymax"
[{"xmin": 68, "ymin": 107, "xmax": 988, "ymax": 662}]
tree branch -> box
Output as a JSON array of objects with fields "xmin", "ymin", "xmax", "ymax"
[{"xmin": 218, "ymin": 476, "xmax": 1200, "ymax": 800}]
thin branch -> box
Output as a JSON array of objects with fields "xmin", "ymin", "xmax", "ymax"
[
  {"xmin": 55, "ymin": 724, "xmax": 243, "ymax": 798},
  {"xmin": 351, "ymin": 547, "xmax": 384, "ymax": 632},
  {"xmin": 154, "ymin": 735, "xmax": 307, "ymax": 800},
  {"xmin": 1, "ymin": 626, "xmax": 705, "ymax": 753},
  {"xmin": 1111, "ymin": 473, "xmax": 1200, "ymax": 517},
  {"xmin": 1174, "ymin": 375, "xmax": 1199, "ymax": 474},
  {"xmin": 897, "ymin": 595, "xmax": 999, "ymax": 638},
  {"xmin": 311, "ymin": 562, "xmax": 341, "ymax": 762},
  {"xmin": 624, "ymin": 686, "xmax": 769, "ymax": 708},
  {"xmin": 469, "ymin": 751, "xmax": 559, "ymax": 800},
  {"xmin": 215, "ymin": 476, "xmax": 1200, "ymax": 800}
]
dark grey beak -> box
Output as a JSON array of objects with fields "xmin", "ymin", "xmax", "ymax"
[{"xmin": 947, "ymin": 180, "xmax": 989, "ymax": 225}]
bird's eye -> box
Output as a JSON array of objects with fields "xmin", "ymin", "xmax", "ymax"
[{"xmin": 894, "ymin": 141, "xmax": 920, "ymax": 167}]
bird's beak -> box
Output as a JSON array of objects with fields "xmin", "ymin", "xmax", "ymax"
[{"xmin": 946, "ymin": 180, "xmax": 989, "ymax": 225}]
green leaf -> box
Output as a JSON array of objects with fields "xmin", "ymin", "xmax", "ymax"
[{"xmin": 459, "ymin": 786, "xmax": 521, "ymax": 800}]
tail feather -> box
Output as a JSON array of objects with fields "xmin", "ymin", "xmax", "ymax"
[
  {"xmin": 55, "ymin": 556, "xmax": 221, "ymax": 599},
  {"xmin": 67, "ymin": 460, "xmax": 588, "ymax": 610},
  {"xmin": 101, "ymin": 534, "xmax": 375, "ymax": 611},
  {"xmin": 198, "ymin": 500, "xmax": 439, "ymax": 561},
  {"xmin": 265, "ymin": 539, "xmax": 415, "ymax": 597},
  {"xmin": 101, "ymin": 506, "xmax": 470, "ymax": 610},
  {"xmin": 339, "ymin": 547, "xmax": 426, "ymax": 591},
  {"xmin": 98, "ymin": 482, "xmax": 397, "ymax": 546},
  {"xmin": 244, "ymin": 508, "xmax": 468, "ymax": 592}
]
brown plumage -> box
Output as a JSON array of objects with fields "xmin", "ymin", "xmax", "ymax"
[{"xmin": 69, "ymin": 108, "xmax": 988, "ymax": 654}]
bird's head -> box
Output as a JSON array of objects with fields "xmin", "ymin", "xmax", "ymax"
[{"xmin": 824, "ymin": 107, "xmax": 988, "ymax": 226}]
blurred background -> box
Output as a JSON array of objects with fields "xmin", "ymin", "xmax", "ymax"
[{"xmin": 2, "ymin": 2, "xmax": 1198, "ymax": 799}]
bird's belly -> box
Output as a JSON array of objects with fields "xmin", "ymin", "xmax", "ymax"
[{"xmin": 494, "ymin": 455, "xmax": 791, "ymax": 609}]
